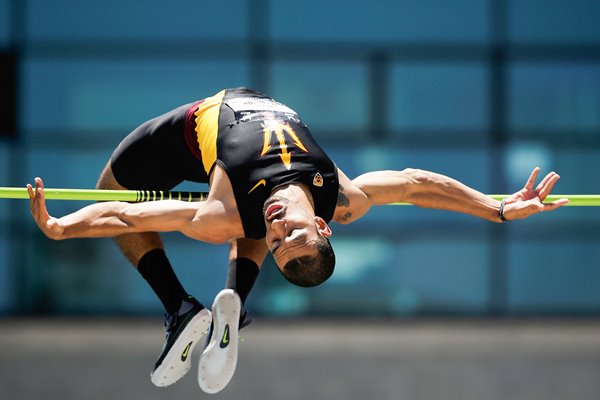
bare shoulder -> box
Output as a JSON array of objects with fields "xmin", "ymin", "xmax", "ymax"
[{"xmin": 332, "ymin": 168, "xmax": 371, "ymax": 224}]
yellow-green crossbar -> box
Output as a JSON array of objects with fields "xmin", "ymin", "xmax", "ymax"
[{"xmin": 1, "ymin": 187, "xmax": 598, "ymax": 206}]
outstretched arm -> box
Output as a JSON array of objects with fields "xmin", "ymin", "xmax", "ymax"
[
  {"xmin": 351, "ymin": 167, "xmax": 568, "ymax": 222},
  {"xmin": 27, "ymin": 177, "xmax": 229, "ymax": 243}
]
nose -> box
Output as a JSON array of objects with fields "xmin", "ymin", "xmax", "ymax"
[{"xmin": 271, "ymin": 218, "xmax": 287, "ymax": 235}]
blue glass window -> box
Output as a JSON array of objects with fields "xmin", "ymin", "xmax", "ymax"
[
  {"xmin": 0, "ymin": 238, "xmax": 14, "ymax": 312},
  {"xmin": 258, "ymin": 236, "xmax": 490, "ymax": 316},
  {"xmin": 271, "ymin": 0, "xmax": 489, "ymax": 43},
  {"xmin": 0, "ymin": 142, "xmax": 10, "ymax": 221},
  {"xmin": 42, "ymin": 239, "xmax": 227, "ymax": 313},
  {"xmin": 23, "ymin": 148, "xmax": 111, "ymax": 216},
  {"xmin": 509, "ymin": 0, "xmax": 600, "ymax": 43},
  {"xmin": 0, "ymin": 0, "xmax": 9, "ymax": 46},
  {"xmin": 508, "ymin": 241, "xmax": 600, "ymax": 313},
  {"xmin": 554, "ymin": 150, "xmax": 600, "ymax": 194},
  {"xmin": 27, "ymin": 0, "xmax": 247, "ymax": 40},
  {"xmin": 329, "ymin": 147, "xmax": 492, "ymax": 229},
  {"xmin": 0, "ymin": 141, "xmax": 8, "ymax": 185},
  {"xmin": 271, "ymin": 61, "xmax": 369, "ymax": 135},
  {"xmin": 509, "ymin": 63, "xmax": 600, "ymax": 132},
  {"xmin": 22, "ymin": 60, "xmax": 249, "ymax": 134},
  {"xmin": 390, "ymin": 63, "xmax": 489, "ymax": 131}
]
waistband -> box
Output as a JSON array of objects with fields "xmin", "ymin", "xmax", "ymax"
[{"xmin": 184, "ymin": 99, "xmax": 205, "ymax": 160}]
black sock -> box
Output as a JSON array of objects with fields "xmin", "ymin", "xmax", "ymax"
[
  {"xmin": 137, "ymin": 249, "xmax": 188, "ymax": 315},
  {"xmin": 226, "ymin": 258, "xmax": 259, "ymax": 305}
]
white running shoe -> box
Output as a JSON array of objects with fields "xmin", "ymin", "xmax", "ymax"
[
  {"xmin": 198, "ymin": 289, "xmax": 242, "ymax": 394},
  {"xmin": 151, "ymin": 299, "xmax": 212, "ymax": 387}
]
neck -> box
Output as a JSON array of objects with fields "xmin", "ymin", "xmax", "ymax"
[{"xmin": 272, "ymin": 183, "xmax": 315, "ymax": 210}]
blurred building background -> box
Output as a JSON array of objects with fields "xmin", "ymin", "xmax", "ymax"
[
  {"xmin": 2, "ymin": 2, "xmax": 600, "ymax": 400},
  {"xmin": 0, "ymin": 0, "xmax": 599, "ymax": 318}
]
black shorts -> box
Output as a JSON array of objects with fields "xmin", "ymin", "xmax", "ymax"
[{"xmin": 110, "ymin": 103, "xmax": 209, "ymax": 190}]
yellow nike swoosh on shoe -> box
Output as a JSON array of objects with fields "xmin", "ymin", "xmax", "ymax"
[
  {"xmin": 180, "ymin": 341, "xmax": 193, "ymax": 362},
  {"xmin": 219, "ymin": 325, "xmax": 230, "ymax": 348},
  {"xmin": 248, "ymin": 179, "xmax": 266, "ymax": 194}
]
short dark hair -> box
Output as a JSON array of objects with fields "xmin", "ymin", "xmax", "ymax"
[{"xmin": 280, "ymin": 237, "xmax": 335, "ymax": 287}]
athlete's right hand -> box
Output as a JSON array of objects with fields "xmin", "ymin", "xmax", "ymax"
[{"xmin": 27, "ymin": 177, "xmax": 65, "ymax": 240}]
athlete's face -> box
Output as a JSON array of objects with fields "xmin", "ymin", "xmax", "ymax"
[{"xmin": 263, "ymin": 195, "xmax": 332, "ymax": 270}]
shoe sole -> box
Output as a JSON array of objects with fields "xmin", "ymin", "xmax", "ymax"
[
  {"xmin": 198, "ymin": 289, "xmax": 241, "ymax": 394},
  {"xmin": 151, "ymin": 308, "xmax": 212, "ymax": 387}
]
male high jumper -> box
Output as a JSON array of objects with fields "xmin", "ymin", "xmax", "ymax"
[{"xmin": 28, "ymin": 88, "xmax": 568, "ymax": 392}]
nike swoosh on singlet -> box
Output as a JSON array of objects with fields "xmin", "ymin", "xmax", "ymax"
[
  {"xmin": 248, "ymin": 179, "xmax": 266, "ymax": 194},
  {"xmin": 181, "ymin": 341, "xmax": 193, "ymax": 361},
  {"xmin": 219, "ymin": 325, "xmax": 230, "ymax": 349}
]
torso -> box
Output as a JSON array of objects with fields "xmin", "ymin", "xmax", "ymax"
[{"xmin": 193, "ymin": 88, "xmax": 340, "ymax": 239}]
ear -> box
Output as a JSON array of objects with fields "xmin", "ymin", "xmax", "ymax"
[{"xmin": 314, "ymin": 216, "xmax": 332, "ymax": 237}]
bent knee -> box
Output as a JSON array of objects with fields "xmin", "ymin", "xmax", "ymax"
[{"xmin": 96, "ymin": 161, "xmax": 127, "ymax": 190}]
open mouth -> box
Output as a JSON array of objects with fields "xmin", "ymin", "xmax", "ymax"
[{"xmin": 265, "ymin": 203, "xmax": 285, "ymax": 222}]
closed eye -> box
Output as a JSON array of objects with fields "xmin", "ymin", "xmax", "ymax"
[
  {"xmin": 291, "ymin": 232, "xmax": 307, "ymax": 243},
  {"xmin": 271, "ymin": 240, "xmax": 280, "ymax": 254}
]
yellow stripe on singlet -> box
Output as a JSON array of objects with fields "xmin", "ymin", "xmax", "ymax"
[{"xmin": 194, "ymin": 90, "xmax": 226, "ymax": 175}]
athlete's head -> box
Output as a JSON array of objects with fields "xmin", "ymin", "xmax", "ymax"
[
  {"xmin": 264, "ymin": 195, "xmax": 335, "ymax": 287},
  {"xmin": 279, "ymin": 236, "xmax": 335, "ymax": 287}
]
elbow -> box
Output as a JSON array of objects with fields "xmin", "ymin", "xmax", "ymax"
[
  {"xmin": 52, "ymin": 231, "xmax": 67, "ymax": 240},
  {"xmin": 182, "ymin": 227, "xmax": 229, "ymax": 244},
  {"xmin": 45, "ymin": 232, "xmax": 63, "ymax": 241},
  {"xmin": 209, "ymin": 234, "xmax": 229, "ymax": 244}
]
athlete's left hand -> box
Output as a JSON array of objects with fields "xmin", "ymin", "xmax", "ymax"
[
  {"xmin": 501, "ymin": 167, "xmax": 569, "ymax": 221},
  {"xmin": 27, "ymin": 177, "xmax": 65, "ymax": 239}
]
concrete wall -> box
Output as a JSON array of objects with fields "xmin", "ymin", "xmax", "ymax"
[{"xmin": 1, "ymin": 318, "xmax": 599, "ymax": 400}]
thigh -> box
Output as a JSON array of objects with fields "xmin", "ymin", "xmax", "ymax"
[{"xmin": 110, "ymin": 104, "xmax": 205, "ymax": 190}]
